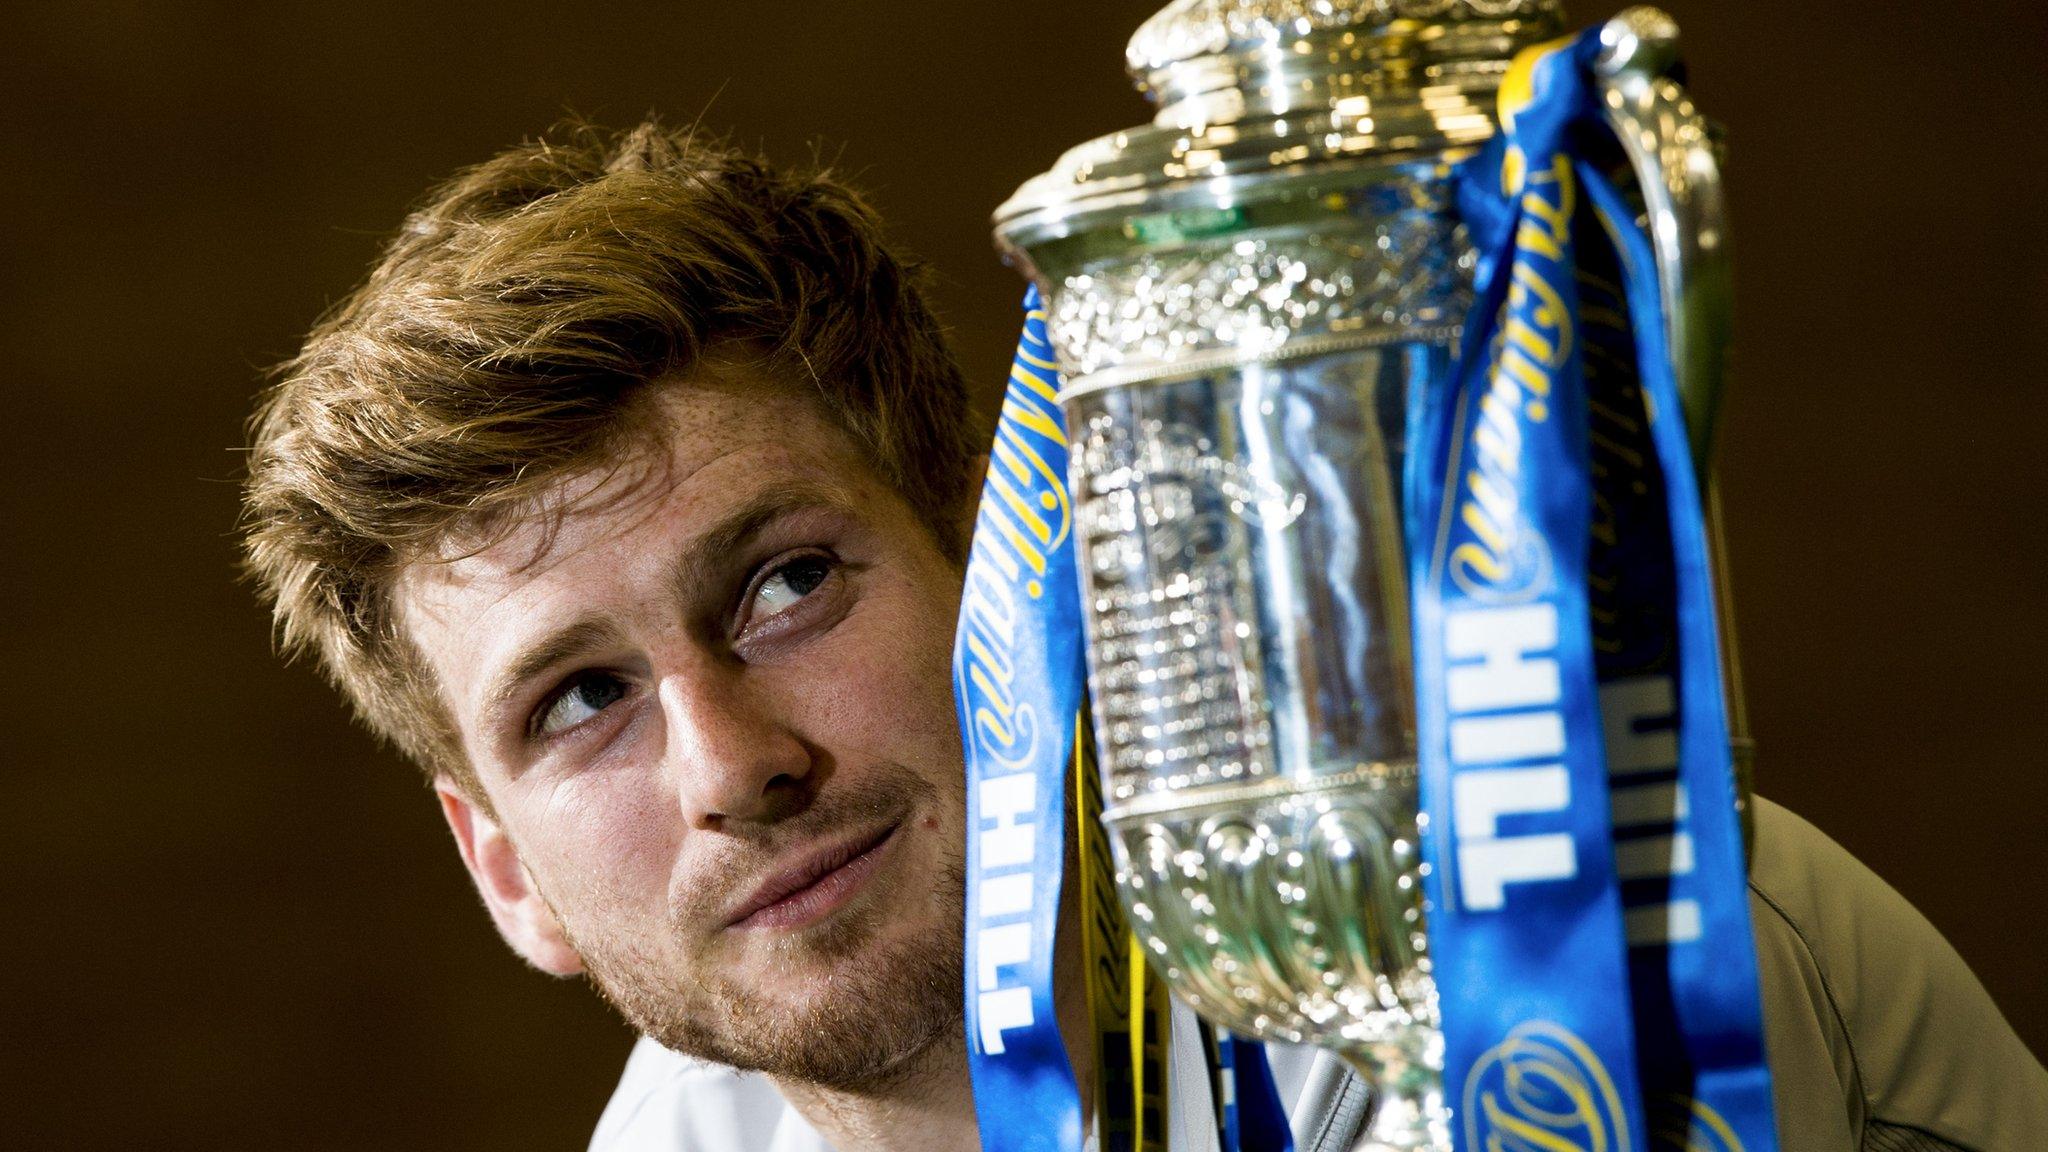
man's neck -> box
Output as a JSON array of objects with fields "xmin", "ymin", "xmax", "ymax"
[{"xmin": 770, "ymin": 1033, "xmax": 979, "ymax": 1152}]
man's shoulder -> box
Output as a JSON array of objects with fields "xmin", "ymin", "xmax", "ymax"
[
  {"xmin": 587, "ymin": 1038, "xmax": 827, "ymax": 1152},
  {"xmin": 1748, "ymin": 795, "xmax": 2047, "ymax": 1151}
]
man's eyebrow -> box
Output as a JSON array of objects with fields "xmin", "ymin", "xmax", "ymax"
[
  {"xmin": 481, "ymin": 617, "xmax": 628, "ymax": 722},
  {"xmin": 661, "ymin": 478, "xmax": 862, "ymax": 611},
  {"xmin": 477, "ymin": 478, "xmax": 862, "ymax": 723}
]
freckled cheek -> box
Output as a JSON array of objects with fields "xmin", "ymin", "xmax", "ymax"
[
  {"xmin": 790, "ymin": 594, "xmax": 967, "ymax": 851},
  {"xmin": 811, "ymin": 603, "xmax": 960, "ymax": 745}
]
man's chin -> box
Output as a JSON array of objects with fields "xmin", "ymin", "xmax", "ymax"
[{"xmin": 581, "ymin": 925, "xmax": 966, "ymax": 1091}]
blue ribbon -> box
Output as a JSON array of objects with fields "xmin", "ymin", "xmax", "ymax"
[
  {"xmin": 956, "ymin": 287, "xmax": 1086, "ymax": 1152},
  {"xmin": 1410, "ymin": 27, "xmax": 1778, "ymax": 1152},
  {"xmin": 1226, "ymin": 1033, "xmax": 1294, "ymax": 1152},
  {"xmin": 1578, "ymin": 114, "xmax": 1780, "ymax": 1152}
]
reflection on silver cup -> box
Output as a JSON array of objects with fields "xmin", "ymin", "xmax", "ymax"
[{"xmin": 1070, "ymin": 261, "xmax": 1459, "ymax": 1151}]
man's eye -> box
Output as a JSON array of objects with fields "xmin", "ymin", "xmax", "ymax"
[
  {"xmin": 534, "ymin": 672, "xmax": 628, "ymax": 738},
  {"xmin": 751, "ymin": 555, "xmax": 833, "ymax": 620}
]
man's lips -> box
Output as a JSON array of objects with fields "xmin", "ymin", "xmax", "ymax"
[{"xmin": 726, "ymin": 821, "xmax": 901, "ymax": 931}]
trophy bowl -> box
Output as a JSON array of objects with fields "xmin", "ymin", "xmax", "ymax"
[{"xmin": 995, "ymin": 2, "xmax": 1739, "ymax": 1147}]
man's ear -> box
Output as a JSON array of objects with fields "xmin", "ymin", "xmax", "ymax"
[{"xmin": 436, "ymin": 779, "xmax": 585, "ymax": 977}]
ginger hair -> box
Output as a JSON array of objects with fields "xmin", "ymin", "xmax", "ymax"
[{"xmin": 241, "ymin": 120, "xmax": 975, "ymax": 792}]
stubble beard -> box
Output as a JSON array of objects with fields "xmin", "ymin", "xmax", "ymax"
[{"xmin": 560, "ymin": 763, "xmax": 969, "ymax": 1092}]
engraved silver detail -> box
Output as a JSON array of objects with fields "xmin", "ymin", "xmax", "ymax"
[
  {"xmin": 1075, "ymin": 409, "xmax": 1277, "ymax": 800},
  {"xmin": 1048, "ymin": 214, "xmax": 1474, "ymax": 387}
]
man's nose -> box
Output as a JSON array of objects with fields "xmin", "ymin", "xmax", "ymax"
[{"xmin": 656, "ymin": 669, "xmax": 814, "ymax": 829}]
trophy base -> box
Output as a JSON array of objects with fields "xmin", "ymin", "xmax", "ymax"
[{"xmin": 1340, "ymin": 1052, "xmax": 1451, "ymax": 1152}]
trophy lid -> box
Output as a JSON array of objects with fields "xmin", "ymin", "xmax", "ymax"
[
  {"xmin": 1127, "ymin": 0, "xmax": 1563, "ymax": 113},
  {"xmin": 996, "ymin": 0, "xmax": 1563, "ymax": 252}
]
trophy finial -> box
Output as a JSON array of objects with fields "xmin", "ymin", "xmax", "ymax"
[
  {"xmin": 1127, "ymin": 0, "xmax": 1569, "ymax": 123},
  {"xmin": 1594, "ymin": 5, "xmax": 1681, "ymax": 78}
]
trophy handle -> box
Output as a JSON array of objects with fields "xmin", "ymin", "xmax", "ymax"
[
  {"xmin": 1592, "ymin": 6, "xmax": 1729, "ymax": 470},
  {"xmin": 1592, "ymin": 8, "xmax": 1757, "ymax": 852}
]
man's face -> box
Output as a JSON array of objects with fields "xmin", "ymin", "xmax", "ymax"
[{"xmin": 399, "ymin": 369, "xmax": 969, "ymax": 1087}]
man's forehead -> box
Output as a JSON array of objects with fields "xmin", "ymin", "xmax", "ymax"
[
  {"xmin": 394, "ymin": 379, "xmax": 879, "ymax": 703},
  {"xmin": 407, "ymin": 375, "xmax": 859, "ymax": 586}
]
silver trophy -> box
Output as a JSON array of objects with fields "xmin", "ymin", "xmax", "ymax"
[{"xmin": 994, "ymin": 3, "xmax": 1746, "ymax": 1147}]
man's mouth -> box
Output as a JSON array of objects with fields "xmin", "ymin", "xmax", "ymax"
[{"xmin": 726, "ymin": 821, "xmax": 902, "ymax": 931}]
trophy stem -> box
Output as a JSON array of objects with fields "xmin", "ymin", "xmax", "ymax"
[{"xmin": 1336, "ymin": 1051, "xmax": 1451, "ymax": 1152}]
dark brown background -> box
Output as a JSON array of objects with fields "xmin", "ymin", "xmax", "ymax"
[{"xmin": 4, "ymin": 1, "xmax": 2042, "ymax": 1147}]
